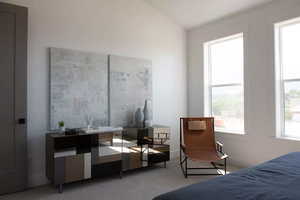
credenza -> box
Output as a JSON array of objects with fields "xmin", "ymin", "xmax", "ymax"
[{"xmin": 46, "ymin": 125, "xmax": 170, "ymax": 193}]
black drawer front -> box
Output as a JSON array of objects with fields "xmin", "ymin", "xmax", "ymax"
[
  {"xmin": 54, "ymin": 135, "xmax": 93, "ymax": 152},
  {"xmin": 148, "ymin": 151, "xmax": 170, "ymax": 164},
  {"xmin": 92, "ymin": 161, "xmax": 122, "ymax": 178}
]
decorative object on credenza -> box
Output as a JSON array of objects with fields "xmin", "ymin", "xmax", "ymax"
[
  {"xmin": 58, "ymin": 121, "xmax": 65, "ymax": 132},
  {"xmin": 148, "ymin": 125, "xmax": 170, "ymax": 144},
  {"xmin": 135, "ymin": 108, "xmax": 144, "ymax": 128},
  {"xmin": 143, "ymin": 99, "xmax": 152, "ymax": 127},
  {"xmin": 85, "ymin": 115, "xmax": 93, "ymax": 130},
  {"xmin": 64, "ymin": 128, "xmax": 84, "ymax": 135}
]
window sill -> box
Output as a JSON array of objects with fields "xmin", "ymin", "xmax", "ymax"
[
  {"xmin": 275, "ymin": 136, "xmax": 300, "ymax": 142},
  {"xmin": 215, "ymin": 130, "xmax": 245, "ymax": 135}
]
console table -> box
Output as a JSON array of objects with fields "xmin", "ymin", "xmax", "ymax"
[{"xmin": 46, "ymin": 125, "xmax": 170, "ymax": 193}]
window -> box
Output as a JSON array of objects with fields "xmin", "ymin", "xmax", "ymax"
[
  {"xmin": 204, "ymin": 33, "xmax": 245, "ymax": 134},
  {"xmin": 275, "ymin": 17, "xmax": 300, "ymax": 139}
]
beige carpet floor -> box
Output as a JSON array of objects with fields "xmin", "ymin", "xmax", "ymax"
[{"xmin": 0, "ymin": 159, "xmax": 239, "ymax": 200}]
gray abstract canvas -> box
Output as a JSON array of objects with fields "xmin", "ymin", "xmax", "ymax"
[
  {"xmin": 109, "ymin": 55, "xmax": 152, "ymax": 127},
  {"xmin": 50, "ymin": 48, "xmax": 108, "ymax": 129}
]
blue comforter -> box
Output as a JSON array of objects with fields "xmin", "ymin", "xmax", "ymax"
[{"xmin": 153, "ymin": 152, "xmax": 300, "ymax": 200}]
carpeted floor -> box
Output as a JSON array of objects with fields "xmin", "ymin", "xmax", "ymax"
[{"xmin": 0, "ymin": 159, "xmax": 239, "ymax": 200}]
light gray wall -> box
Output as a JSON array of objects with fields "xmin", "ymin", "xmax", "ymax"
[
  {"xmin": 188, "ymin": 0, "xmax": 300, "ymax": 168},
  {"xmin": 0, "ymin": 0, "xmax": 187, "ymax": 186}
]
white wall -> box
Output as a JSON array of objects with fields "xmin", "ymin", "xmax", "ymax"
[
  {"xmin": 188, "ymin": 0, "xmax": 300, "ymax": 168},
  {"xmin": 0, "ymin": 0, "xmax": 187, "ymax": 186}
]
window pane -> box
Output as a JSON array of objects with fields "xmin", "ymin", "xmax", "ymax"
[
  {"xmin": 281, "ymin": 23, "xmax": 300, "ymax": 80},
  {"xmin": 212, "ymin": 86, "xmax": 244, "ymax": 133},
  {"xmin": 284, "ymin": 81, "xmax": 300, "ymax": 138},
  {"xmin": 210, "ymin": 36, "xmax": 244, "ymax": 85}
]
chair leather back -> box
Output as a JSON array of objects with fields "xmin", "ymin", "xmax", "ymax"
[{"xmin": 180, "ymin": 117, "xmax": 217, "ymax": 152}]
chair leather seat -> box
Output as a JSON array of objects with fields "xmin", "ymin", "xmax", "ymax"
[{"xmin": 185, "ymin": 148, "xmax": 228, "ymax": 162}]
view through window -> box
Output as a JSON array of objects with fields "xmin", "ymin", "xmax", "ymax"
[
  {"xmin": 204, "ymin": 34, "xmax": 244, "ymax": 134},
  {"xmin": 276, "ymin": 18, "xmax": 300, "ymax": 139}
]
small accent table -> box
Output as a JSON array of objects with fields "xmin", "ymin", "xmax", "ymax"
[{"xmin": 123, "ymin": 125, "xmax": 171, "ymax": 169}]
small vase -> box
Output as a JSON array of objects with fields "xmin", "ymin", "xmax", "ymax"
[
  {"xmin": 59, "ymin": 126, "xmax": 65, "ymax": 133},
  {"xmin": 135, "ymin": 108, "xmax": 144, "ymax": 128},
  {"xmin": 143, "ymin": 100, "xmax": 152, "ymax": 127},
  {"xmin": 87, "ymin": 125, "xmax": 92, "ymax": 131}
]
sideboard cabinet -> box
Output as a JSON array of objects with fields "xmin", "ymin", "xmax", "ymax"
[{"xmin": 46, "ymin": 125, "xmax": 170, "ymax": 193}]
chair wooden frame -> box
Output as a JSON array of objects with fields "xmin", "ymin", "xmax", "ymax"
[{"xmin": 179, "ymin": 117, "xmax": 228, "ymax": 178}]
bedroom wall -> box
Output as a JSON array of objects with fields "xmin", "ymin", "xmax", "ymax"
[
  {"xmin": 188, "ymin": 0, "xmax": 300, "ymax": 168},
  {"xmin": 0, "ymin": 0, "xmax": 187, "ymax": 186}
]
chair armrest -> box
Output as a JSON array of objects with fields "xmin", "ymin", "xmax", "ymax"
[
  {"xmin": 216, "ymin": 141, "xmax": 223, "ymax": 153},
  {"xmin": 216, "ymin": 141, "xmax": 223, "ymax": 147}
]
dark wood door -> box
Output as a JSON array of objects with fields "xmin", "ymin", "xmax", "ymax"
[{"xmin": 0, "ymin": 2, "xmax": 27, "ymax": 194}]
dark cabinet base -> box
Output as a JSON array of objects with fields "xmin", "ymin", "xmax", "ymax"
[{"xmin": 46, "ymin": 126, "xmax": 170, "ymax": 193}]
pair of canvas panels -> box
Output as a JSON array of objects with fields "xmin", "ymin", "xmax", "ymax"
[{"xmin": 50, "ymin": 47, "xmax": 152, "ymax": 130}]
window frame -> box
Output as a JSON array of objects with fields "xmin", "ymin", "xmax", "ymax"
[
  {"xmin": 275, "ymin": 17, "xmax": 300, "ymax": 140},
  {"xmin": 204, "ymin": 33, "xmax": 245, "ymax": 135}
]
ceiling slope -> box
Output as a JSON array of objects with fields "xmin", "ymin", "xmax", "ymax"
[{"xmin": 145, "ymin": 0, "xmax": 275, "ymax": 29}]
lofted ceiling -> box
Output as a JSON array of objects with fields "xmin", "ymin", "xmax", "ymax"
[{"xmin": 145, "ymin": 0, "xmax": 275, "ymax": 29}]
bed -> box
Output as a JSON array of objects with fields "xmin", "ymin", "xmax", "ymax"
[{"xmin": 153, "ymin": 152, "xmax": 300, "ymax": 200}]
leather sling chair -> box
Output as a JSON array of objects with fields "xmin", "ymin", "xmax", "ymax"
[{"xmin": 180, "ymin": 117, "xmax": 228, "ymax": 178}]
